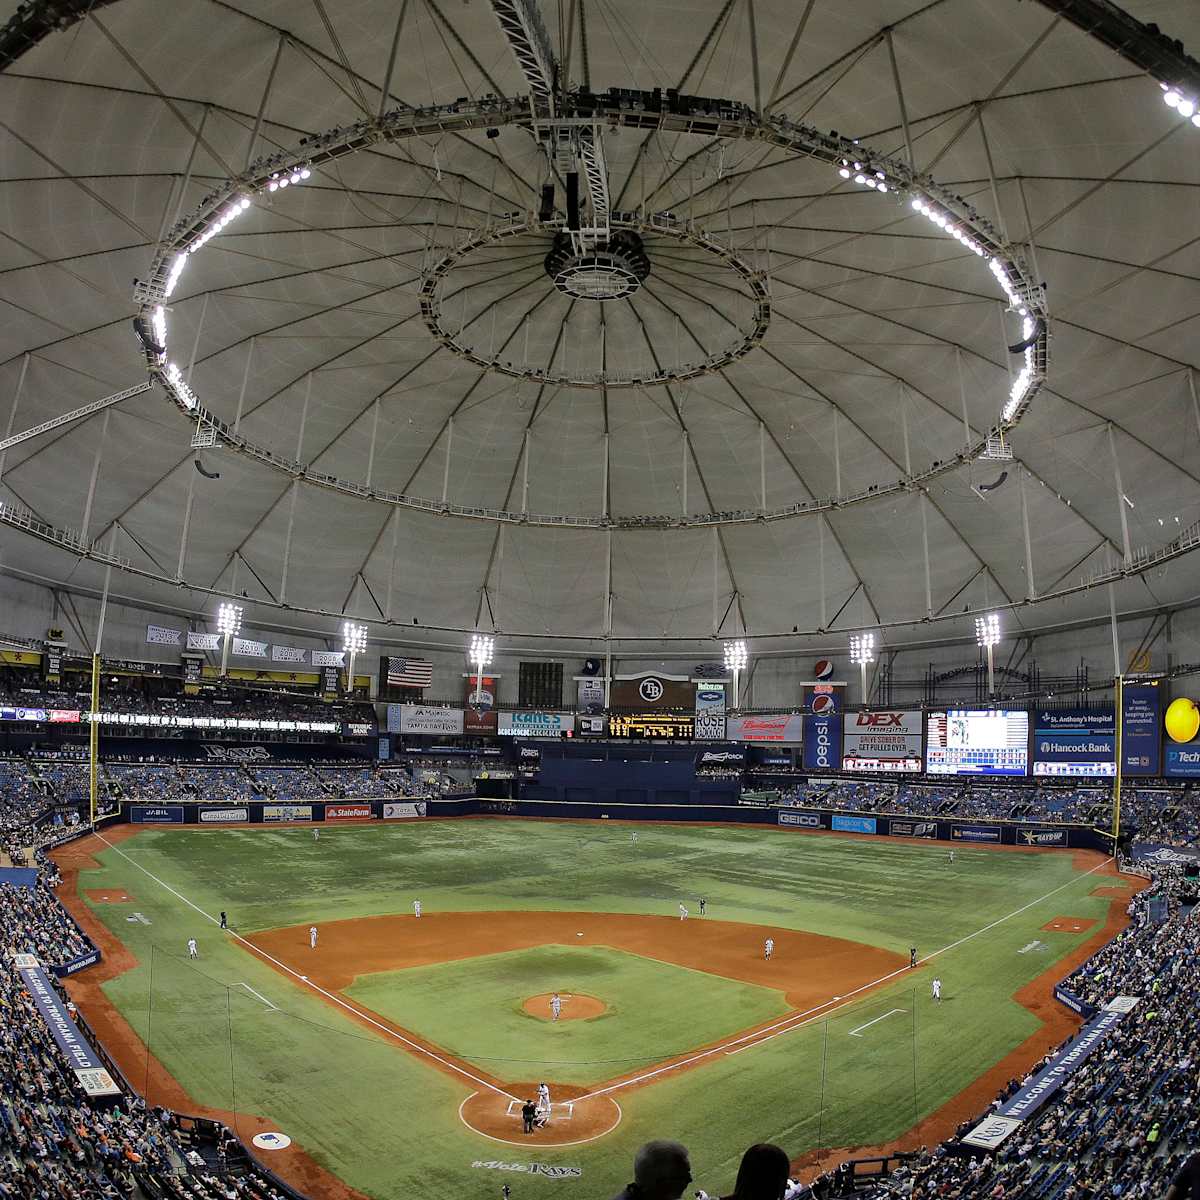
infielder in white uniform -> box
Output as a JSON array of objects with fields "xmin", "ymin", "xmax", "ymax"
[
  {"xmin": 413, "ymin": 899, "xmax": 422, "ymax": 918},
  {"xmin": 932, "ymin": 977, "xmax": 942, "ymax": 1002},
  {"xmin": 537, "ymin": 1082, "xmax": 550, "ymax": 1115},
  {"xmin": 550, "ymin": 993, "xmax": 562, "ymax": 1020},
  {"xmin": 679, "ymin": 904, "xmax": 688, "ymax": 920},
  {"xmin": 764, "ymin": 937, "xmax": 774, "ymax": 961},
  {"xmin": 309, "ymin": 925, "xmax": 318, "ymax": 950},
  {"xmin": 187, "ymin": 938, "xmax": 198, "ymax": 959}
]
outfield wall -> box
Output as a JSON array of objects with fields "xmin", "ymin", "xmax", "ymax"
[{"xmin": 113, "ymin": 794, "xmax": 1111, "ymax": 852}]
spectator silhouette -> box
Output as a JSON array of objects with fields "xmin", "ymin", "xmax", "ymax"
[
  {"xmin": 610, "ymin": 1140, "xmax": 692, "ymax": 1200},
  {"xmin": 722, "ymin": 1143, "xmax": 790, "ymax": 1200}
]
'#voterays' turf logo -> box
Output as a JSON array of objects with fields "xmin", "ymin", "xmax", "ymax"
[{"xmin": 472, "ymin": 1161, "xmax": 582, "ymax": 1178}]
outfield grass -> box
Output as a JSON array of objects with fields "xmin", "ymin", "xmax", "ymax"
[
  {"xmin": 73, "ymin": 820, "xmax": 1113, "ymax": 1200},
  {"xmin": 345, "ymin": 944, "xmax": 791, "ymax": 1085}
]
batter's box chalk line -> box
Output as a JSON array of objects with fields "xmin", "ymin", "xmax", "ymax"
[{"xmin": 504, "ymin": 1100, "xmax": 576, "ymax": 1120}]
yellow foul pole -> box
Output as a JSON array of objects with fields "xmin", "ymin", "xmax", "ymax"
[
  {"xmin": 89, "ymin": 652, "xmax": 100, "ymax": 827},
  {"xmin": 1112, "ymin": 674, "xmax": 1123, "ymax": 854}
]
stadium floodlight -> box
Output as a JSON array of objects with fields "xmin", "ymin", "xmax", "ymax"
[
  {"xmin": 849, "ymin": 632, "xmax": 875, "ymax": 704},
  {"xmin": 724, "ymin": 639, "xmax": 748, "ymax": 708},
  {"xmin": 342, "ymin": 622, "xmax": 368, "ymax": 695},
  {"xmin": 469, "ymin": 633, "xmax": 494, "ymax": 703},
  {"xmin": 216, "ymin": 602, "xmax": 242, "ymax": 676},
  {"xmin": 976, "ymin": 612, "xmax": 1001, "ymax": 697}
]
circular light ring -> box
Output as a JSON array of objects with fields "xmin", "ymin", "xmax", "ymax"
[
  {"xmin": 420, "ymin": 216, "xmax": 768, "ymax": 388},
  {"xmin": 135, "ymin": 94, "xmax": 1049, "ymax": 526}
]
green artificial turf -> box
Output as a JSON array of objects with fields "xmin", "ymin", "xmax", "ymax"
[
  {"xmin": 345, "ymin": 943, "xmax": 791, "ymax": 1085},
  {"xmin": 75, "ymin": 820, "xmax": 1113, "ymax": 1200}
]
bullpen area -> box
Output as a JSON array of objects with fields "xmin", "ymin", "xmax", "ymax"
[{"xmin": 53, "ymin": 819, "xmax": 1132, "ymax": 1200}]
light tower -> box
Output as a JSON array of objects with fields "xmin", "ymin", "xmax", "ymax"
[
  {"xmin": 724, "ymin": 639, "xmax": 748, "ymax": 710},
  {"xmin": 216, "ymin": 602, "xmax": 242, "ymax": 677},
  {"xmin": 975, "ymin": 612, "xmax": 1001, "ymax": 698},
  {"xmin": 469, "ymin": 633, "xmax": 494, "ymax": 704},
  {"xmin": 343, "ymin": 622, "xmax": 368, "ymax": 696},
  {"xmin": 849, "ymin": 632, "xmax": 875, "ymax": 705}
]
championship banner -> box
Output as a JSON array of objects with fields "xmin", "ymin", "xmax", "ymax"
[
  {"xmin": 802, "ymin": 711, "xmax": 841, "ymax": 769},
  {"xmin": 464, "ymin": 674, "xmax": 498, "ymax": 734},
  {"xmin": 17, "ymin": 961, "xmax": 121, "ymax": 1097},
  {"xmin": 186, "ymin": 631, "xmax": 222, "ymax": 651},
  {"xmin": 232, "ymin": 637, "xmax": 268, "ymax": 659},
  {"xmin": 1120, "ymin": 682, "xmax": 1161, "ymax": 775},
  {"xmin": 727, "ymin": 713, "xmax": 804, "ymax": 743},
  {"xmin": 383, "ymin": 801, "xmax": 428, "ymax": 819},
  {"xmin": 498, "ymin": 711, "xmax": 574, "ymax": 738},
  {"xmin": 146, "ymin": 623, "xmax": 182, "ymax": 646},
  {"xmin": 693, "ymin": 687, "xmax": 726, "ymax": 740},
  {"xmin": 842, "ymin": 709, "xmax": 923, "ymax": 772},
  {"xmin": 399, "ymin": 705, "xmax": 465, "ymax": 735},
  {"xmin": 312, "ymin": 650, "xmax": 345, "ymax": 667},
  {"xmin": 272, "ymin": 644, "xmax": 307, "ymax": 664}
]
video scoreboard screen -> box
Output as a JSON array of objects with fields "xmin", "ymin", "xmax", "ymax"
[{"xmin": 926, "ymin": 710, "xmax": 1029, "ymax": 776}]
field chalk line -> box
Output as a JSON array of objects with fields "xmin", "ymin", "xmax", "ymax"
[
  {"xmin": 239, "ymin": 982, "xmax": 278, "ymax": 1011},
  {"xmin": 90, "ymin": 831, "xmax": 1112, "ymax": 1107},
  {"xmin": 847, "ymin": 1008, "xmax": 906, "ymax": 1037},
  {"xmin": 91, "ymin": 831, "xmax": 518, "ymax": 1102}
]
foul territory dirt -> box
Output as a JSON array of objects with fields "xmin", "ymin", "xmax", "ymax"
[{"xmin": 522, "ymin": 991, "xmax": 607, "ymax": 1020}]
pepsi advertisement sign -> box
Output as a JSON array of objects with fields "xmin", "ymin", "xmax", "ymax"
[
  {"xmin": 802, "ymin": 712, "xmax": 842, "ymax": 770},
  {"xmin": 801, "ymin": 682, "xmax": 844, "ymax": 714},
  {"xmin": 1120, "ymin": 683, "xmax": 1161, "ymax": 776},
  {"xmin": 1032, "ymin": 708, "xmax": 1115, "ymax": 777}
]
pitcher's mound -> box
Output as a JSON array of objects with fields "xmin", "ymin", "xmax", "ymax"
[
  {"xmin": 522, "ymin": 992, "xmax": 606, "ymax": 1021},
  {"xmin": 460, "ymin": 1082, "xmax": 621, "ymax": 1147}
]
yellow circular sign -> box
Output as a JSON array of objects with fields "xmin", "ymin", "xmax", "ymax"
[{"xmin": 1164, "ymin": 697, "xmax": 1200, "ymax": 744}]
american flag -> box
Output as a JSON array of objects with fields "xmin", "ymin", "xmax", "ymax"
[{"xmin": 386, "ymin": 656, "xmax": 433, "ymax": 689}]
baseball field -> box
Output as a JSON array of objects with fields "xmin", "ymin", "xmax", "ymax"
[{"xmin": 53, "ymin": 818, "xmax": 1133, "ymax": 1200}]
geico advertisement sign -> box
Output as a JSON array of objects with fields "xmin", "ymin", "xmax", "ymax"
[
  {"xmin": 199, "ymin": 808, "xmax": 248, "ymax": 823},
  {"xmin": 498, "ymin": 711, "xmax": 575, "ymax": 737},
  {"xmin": 325, "ymin": 804, "xmax": 372, "ymax": 821}
]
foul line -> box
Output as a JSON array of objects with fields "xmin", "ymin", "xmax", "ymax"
[
  {"xmin": 239, "ymin": 982, "xmax": 278, "ymax": 1011},
  {"xmin": 848, "ymin": 1008, "xmax": 906, "ymax": 1037},
  {"xmin": 90, "ymin": 832, "xmax": 517, "ymax": 1103},
  {"xmin": 577, "ymin": 855, "xmax": 1113, "ymax": 1099}
]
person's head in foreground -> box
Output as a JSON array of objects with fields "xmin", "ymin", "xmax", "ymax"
[
  {"xmin": 617, "ymin": 1140, "xmax": 692, "ymax": 1200},
  {"xmin": 725, "ymin": 1143, "xmax": 791, "ymax": 1200}
]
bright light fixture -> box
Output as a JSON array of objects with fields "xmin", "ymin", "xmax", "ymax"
[
  {"xmin": 342, "ymin": 621, "xmax": 368, "ymax": 654},
  {"xmin": 216, "ymin": 602, "xmax": 243, "ymax": 636},
  {"xmin": 469, "ymin": 633, "xmax": 494, "ymax": 667},
  {"xmin": 849, "ymin": 632, "xmax": 875, "ymax": 665},
  {"xmin": 723, "ymin": 639, "xmax": 748, "ymax": 672},
  {"xmin": 975, "ymin": 612, "xmax": 1001, "ymax": 648}
]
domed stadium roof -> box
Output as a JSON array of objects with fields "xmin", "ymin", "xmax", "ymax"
[{"xmin": 1, "ymin": 0, "xmax": 1198, "ymax": 652}]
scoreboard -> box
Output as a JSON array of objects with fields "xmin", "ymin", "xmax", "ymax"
[{"xmin": 926, "ymin": 710, "xmax": 1028, "ymax": 776}]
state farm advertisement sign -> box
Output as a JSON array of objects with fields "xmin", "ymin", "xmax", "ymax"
[
  {"xmin": 842, "ymin": 710, "xmax": 923, "ymax": 772},
  {"xmin": 324, "ymin": 803, "xmax": 373, "ymax": 821},
  {"xmin": 726, "ymin": 713, "xmax": 804, "ymax": 743}
]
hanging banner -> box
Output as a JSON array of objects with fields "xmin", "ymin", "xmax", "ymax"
[
  {"xmin": 802, "ymin": 711, "xmax": 842, "ymax": 769},
  {"xmin": 272, "ymin": 645, "xmax": 308, "ymax": 664},
  {"xmin": 842, "ymin": 709, "xmax": 923, "ymax": 772},
  {"xmin": 464, "ymin": 674, "xmax": 499, "ymax": 733},
  {"xmin": 320, "ymin": 665, "xmax": 341, "ymax": 695},
  {"xmin": 576, "ymin": 676, "xmax": 606, "ymax": 713},
  {"xmin": 1032, "ymin": 707, "xmax": 1115, "ymax": 777},
  {"xmin": 1120, "ymin": 682, "xmax": 1161, "ymax": 776},
  {"xmin": 232, "ymin": 638, "xmax": 268, "ymax": 659},
  {"xmin": 184, "ymin": 658, "xmax": 202, "ymax": 686},
  {"xmin": 693, "ymin": 687, "xmax": 726, "ymax": 740},
  {"xmin": 726, "ymin": 713, "xmax": 804, "ymax": 743},
  {"xmin": 312, "ymin": 650, "xmax": 345, "ymax": 667},
  {"xmin": 146, "ymin": 624, "xmax": 182, "ymax": 646},
  {"xmin": 186, "ymin": 631, "xmax": 222, "ymax": 651}
]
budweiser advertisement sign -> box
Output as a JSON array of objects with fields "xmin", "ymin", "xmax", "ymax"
[{"xmin": 726, "ymin": 713, "xmax": 804, "ymax": 743}]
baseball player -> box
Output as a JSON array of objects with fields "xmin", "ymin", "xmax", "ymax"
[
  {"xmin": 699, "ymin": 898, "xmax": 707, "ymax": 917},
  {"xmin": 537, "ymin": 1082, "xmax": 551, "ymax": 1116},
  {"xmin": 413, "ymin": 898, "xmax": 422, "ymax": 918},
  {"xmin": 764, "ymin": 937, "xmax": 774, "ymax": 961},
  {"xmin": 948, "ymin": 849, "xmax": 955, "ymax": 864},
  {"xmin": 932, "ymin": 977, "xmax": 942, "ymax": 1002},
  {"xmin": 309, "ymin": 925, "xmax": 318, "ymax": 950},
  {"xmin": 631, "ymin": 830, "xmax": 638, "ymax": 844},
  {"xmin": 312, "ymin": 828, "xmax": 320, "ymax": 841},
  {"xmin": 219, "ymin": 911, "xmax": 227, "ymax": 930},
  {"xmin": 550, "ymin": 993, "xmax": 562, "ymax": 1021},
  {"xmin": 909, "ymin": 946, "xmax": 918, "ymax": 969},
  {"xmin": 187, "ymin": 938, "xmax": 198, "ymax": 959},
  {"xmin": 679, "ymin": 903, "xmax": 688, "ymax": 920}
]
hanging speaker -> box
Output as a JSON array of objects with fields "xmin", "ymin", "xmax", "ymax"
[
  {"xmin": 582, "ymin": 658, "xmax": 601, "ymax": 676},
  {"xmin": 566, "ymin": 172, "xmax": 580, "ymax": 230},
  {"xmin": 539, "ymin": 183, "xmax": 555, "ymax": 222}
]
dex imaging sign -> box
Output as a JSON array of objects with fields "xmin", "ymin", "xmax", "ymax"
[{"xmin": 842, "ymin": 709, "xmax": 922, "ymax": 772}]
